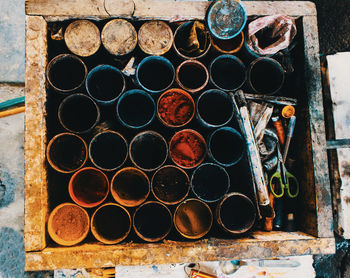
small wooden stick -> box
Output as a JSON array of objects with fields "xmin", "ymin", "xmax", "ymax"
[{"xmin": 230, "ymin": 90, "xmax": 270, "ymax": 206}]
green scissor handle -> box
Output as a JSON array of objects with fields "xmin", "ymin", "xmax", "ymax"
[
  {"xmin": 269, "ymin": 172, "xmax": 285, "ymax": 198},
  {"xmin": 284, "ymin": 171, "xmax": 299, "ymax": 198}
]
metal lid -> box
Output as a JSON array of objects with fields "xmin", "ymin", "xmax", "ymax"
[{"xmin": 206, "ymin": 0, "xmax": 247, "ymax": 40}]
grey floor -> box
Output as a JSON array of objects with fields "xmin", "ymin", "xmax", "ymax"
[{"xmin": 0, "ymin": 0, "xmax": 349, "ymax": 277}]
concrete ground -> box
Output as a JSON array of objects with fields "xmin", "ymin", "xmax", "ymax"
[{"xmin": 0, "ymin": 0, "xmax": 349, "ymax": 277}]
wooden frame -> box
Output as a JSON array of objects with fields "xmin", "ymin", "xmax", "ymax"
[{"xmin": 24, "ymin": 0, "xmax": 335, "ymax": 270}]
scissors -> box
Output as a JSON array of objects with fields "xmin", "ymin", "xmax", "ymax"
[{"xmin": 269, "ymin": 144, "xmax": 299, "ymax": 198}]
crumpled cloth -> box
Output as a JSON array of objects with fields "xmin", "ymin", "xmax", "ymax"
[{"xmin": 246, "ymin": 15, "xmax": 297, "ymax": 56}]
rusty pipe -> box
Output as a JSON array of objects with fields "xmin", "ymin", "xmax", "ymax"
[
  {"xmin": 91, "ymin": 203, "xmax": 131, "ymax": 244},
  {"xmin": 46, "ymin": 132, "xmax": 88, "ymax": 174},
  {"xmin": 216, "ymin": 193, "xmax": 256, "ymax": 234},
  {"xmin": 68, "ymin": 167, "xmax": 109, "ymax": 208},
  {"xmin": 129, "ymin": 131, "xmax": 168, "ymax": 171},
  {"xmin": 174, "ymin": 198, "xmax": 213, "ymax": 239},
  {"xmin": 89, "ymin": 131, "xmax": 128, "ymax": 171},
  {"xmin": 47, "ymin": 54, "xmax": 87, "ymax": 94},
  {"xmin": 133, "ymin": 201, "xmax": 172, "ymax": 242},
  {"xmin": 151, "ymin": 165, "xmax": 190, "ymax": 205},
  {"xmin": 111, "ymin": 167, "xmax": 150, "ymax": 207},
  {"xmin": 58, "ymin": 93, "xmax": 100, "ymax": 134}
]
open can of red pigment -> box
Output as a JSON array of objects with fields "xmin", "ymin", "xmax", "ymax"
[
  {"xmin": 157, "ymin": 88, "xmax": 195, "ymax": 128},
  {"xmin": 169, "ymin": 129, "xmax": 207, "ymax": 169}
]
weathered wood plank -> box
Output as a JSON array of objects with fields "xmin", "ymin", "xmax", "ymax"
[
  {"xmin": 302, "ymin": 15, "xmax": 334, "ymax": 238},
  {"xmin": 24, "ymin": 15, "xmax": 48, "ymax": 252},
  {"xmin": 25, "ymin": 232, "xmax": 335, "ymax": 271},
  {"xmin": 25, "ymin": 0, "xmax": 134, "ymax": 17},
  {"xmin": 25, "ymin": 0, "xmax": 316, "ymax": 18},
  {"xmin": 327, "ymin": 52, "xmax": 350, "ymax": 239}
]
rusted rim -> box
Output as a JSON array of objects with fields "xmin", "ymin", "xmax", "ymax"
[
  {"xmin": 169, "ymin": 129, "xmax": 207, "ymax": 169},
  {"xmin": 129, "ymin": 130, "xmax": 168, "ymax": 171},
  {"xmin": 138, "ymin": 21, "xmax": 174, "ymax": 55},
  {"xmin": 110, "ymin": 167, "xmax": 150, "ymax": 207},
  {"xmin": 216, "ymin": 192, "xmax": 256, "ymax": 234},
  {"xmin": 68, "ymin": 167, "xmax": 109, "ymax": 208},
  {"xmin": 58, "ymin": 93, "xmax": 101, "ymax": 134},
  {"xmin": 151, "ymin": 165, "xmax": 190, "ymax": 205},
  {"xmin": 173, "ymin": 21, "xmax": 211, "ymax": 60},
  {"xmin": 48, "ymin": 203, "xmax": 90, "ymax": 246},
  {"xmin": 64, "ymin": 20, "xmax": 101, "ymax": 57},
  {"xmin": 174, "ymin": 198, "xmax": 213, "ymax": 239},
  {"xmin": 157, "ymin": 88, "xmax": 195, "ymax": 128},
  {"xmin": 91, "ymin": 203, "xmax": 132, "ymax": 244},
  {"xmin": 210, "ymin": 31, "xmax": 244, "ymax": 54},
  {"xmin": 101, "ymin": 19, "xmax": 137, "ymax": 56},
  {"xmin": 46, "ymin": 132, "xmax": 88, "ymax": 174},
  {"xmin": 175, "ymin": 60, "xmax": 209, "ymax": 93},
  {"xmin": 89, "ymin": 130, "xmax": 128, "ymax": 172},
  {"xmin": 248, "ymin": 57, "xmax": 285, "ymax": 95},
  {"xmin": 46, "ymin": 54, "xmax": 87, "ymax": 93},
  {"xmin": 133, "ymin": 201, "xmax": 172, "ymax": 242}
]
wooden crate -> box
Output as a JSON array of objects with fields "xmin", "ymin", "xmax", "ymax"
[{"xmin": 24, "ymin": 0, "xmax": 335, "ymax": 271}]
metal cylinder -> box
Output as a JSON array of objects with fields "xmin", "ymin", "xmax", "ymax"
[
  {"xmin": 129, "ymin": 131, "xmax": 168, "ymax": 171},
  {"xmin": 157, "ymin": 88, "xmax": 195, "ymax": 128},
  {"xmin": 174, "ymin": 199, "xmax": 213, "ymax": 239},
  {"xmin": 175, "ymin": 60, "xmax": 209, "ymax": 93},
  {"xmin": 111, "ymin": 167, "xmax": 150, "ymax": 207},
  {"xmin": 46, "ymin": 133, "xmax": 88, "ymax": 174},
  {"xmin": 216, "ymin": 193, "xmax": 256, "ymax": 234},
  {"xmin": 47, "ymin": 54, "xmax": 87, "ymax": 93},
  {"xmin": 191, "ymin": 163, "xmax": 230, "ymax": 203},
  {"xmin": 151, "ymin": 165, "xmax": 190, "ymax": 205},
  {"xmin": 86, "ymin": 65, "xmax": 126, "ymax": 105},
  {"xmin": 47, "ymin": 203, "xmax": 89, "ymax": 246},
  {"xmin": 173, "ymin": 21, "xmax": 211, "ymax": 59},
  {"xmin": 101, "ymin": 19, "xmax": 137, "ymax": 56},
  {"xmin": 89, "ymin": 131, "xmax": 128, "ymax": 171},
  {"xmin": 210, "ymin": 32, "xmax": 244, "ymax": 54},
  {"xmin": 136, "ymin": 56, "xmax": 175, "ymax": 93},
  {"xmin": 64, "ymin": 20, "xmax": 101, "ymax": 57},
  {"xmin": 138, "ymin": 21, "xmax": 173, "ymax": 55},
  {"xmin": 196, "ymin": 89, "xmax": 234, "ymax": 128},
  {"xmin": 116, "ymin": 89, "xmax": 155, "ymax": 129},
  {"xmin": 91, "ymin": 203, "xmax": 131, "ymax": 244},
  {"xmin": 248, "ymin": 57, "xmax": 285, "ymax": 95},
  {"xmin": 68, "ymin": 167, "xmax": 109, "ymax": 208},
  {"xmin": 133, "ymin": 201, "xmax": 172, "ymax": 242},
  {"xmin": 209, "ymin": 54, "xmax": 246, "ymax": 91},
  {"xmin": 208, "ymin": 127, "xmax": 244, "ymax": 167},
  {"xmin": 169, "ymin": 129, "xmax": 207, "ymax": 169},
  {"xmin": 58, "ymin": 93, "xmax": 100, "ymax": 134}
]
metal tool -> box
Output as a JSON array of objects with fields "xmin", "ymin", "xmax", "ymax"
[
  {"xmin": 283, "ymin": 115, "xmax": 296, "ymax": 163},
  {"xmin": 270, "ymin": 145, "xmax": 299, "ymax": 198}
]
